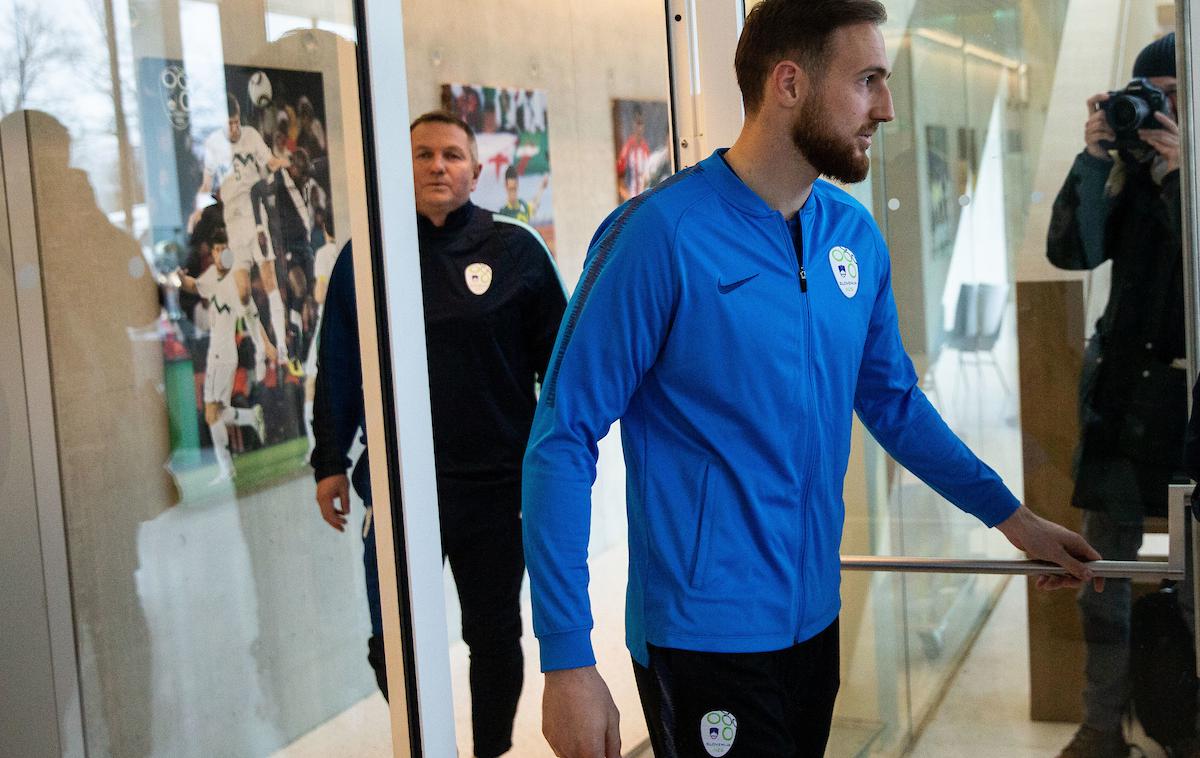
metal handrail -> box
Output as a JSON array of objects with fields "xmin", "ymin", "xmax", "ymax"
[
  {"xmin": 841, "ymin": 485, "xmax": 1189, "ymax": 581},
  {"xmin": 840, "ymin": 556, "xmax": 1181, "ymax": 579}
]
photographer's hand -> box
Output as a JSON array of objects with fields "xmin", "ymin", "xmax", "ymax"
[
  {"xmin": 1085, "ymin": 93, "xmax": 1115, "ymax": 160},
  {"xmin": 1141, "ymin": 111, "xmax": 1181, "ymax": 173}
]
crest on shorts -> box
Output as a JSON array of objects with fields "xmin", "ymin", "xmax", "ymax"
[
  {"xmin": 828, "ymin": 246, "xmax": 859, "ymax": 298},
  {"xmin": 700, "ymin": 710, "xmax": 737, "ymax": 756},
  {"xmin": 465, "ymin": 262, "xmax": 493, "ymax": 295}
]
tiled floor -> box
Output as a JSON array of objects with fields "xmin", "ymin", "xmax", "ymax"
[
  {"xmin": 277, "ymin": 574, "xmax": 1175, "ymax": 758},
  {"xmin": 272, "ymin": 540, "xmax": 645, "ymax": 758},
  {"xmin": 909, "ymin": 577, "xmax": 1167, "ymax": 758},
  {"xmin": 274, "ymin": 577, "xmax": 1075, "ymax": 758},
  {"xmin": 908, "ymin": 578, "xmax": 1078, "ymax": 757}
]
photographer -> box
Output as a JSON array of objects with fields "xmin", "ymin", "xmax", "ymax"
[{"xmin": 1046, "ymin": 32, "xmax": 1192, "ymax": 758}]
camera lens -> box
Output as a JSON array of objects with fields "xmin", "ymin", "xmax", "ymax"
[{"xmin": 1108, "ymin": 95, "xmax": 1148, "ymax": 131}]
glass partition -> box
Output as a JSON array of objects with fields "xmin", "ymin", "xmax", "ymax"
[
  {"xmin": 395, "ymin": 0, "xmax": 674, "ymax": 753},
  {"xmin": 832, "ymin": 0, "xmax": 1185, "ymax": 754},
  {"xmin": 0, "ymin": 0, "xmax": 393, "ymax": 753}
]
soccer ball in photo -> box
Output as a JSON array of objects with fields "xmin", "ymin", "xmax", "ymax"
[{"xmin": 247, "ymin": 71, "xmax": 273, "ymax": 109}]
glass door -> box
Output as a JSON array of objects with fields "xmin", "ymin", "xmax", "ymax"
[
  {"xmin": 677, "ymin": 1, "xmax": 1195, "ymax": 754},
  {"xmin": 394, "ymin": 1, "xmax": 676, "ymax": 753},
  {"xmin": 0, "ymin": 0, "xmax": 436, "ymax": 753}
]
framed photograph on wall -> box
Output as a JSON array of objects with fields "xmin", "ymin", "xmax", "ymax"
[
  {"xmin": 441, "ymin": 83, "xmax": 556, "ymax": 255},
  {"xmin": 925, "ymin": 124, "xmax": 955, "ymax": 261},
  {"xmin": 611, "ymin": 99, "xmax": 671, "ymax": 203},
  {"xmin": 138, "ymin": 58, "xmax": 336, "ymax": 499}
]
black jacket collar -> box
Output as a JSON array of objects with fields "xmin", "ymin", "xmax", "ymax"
[{"xmin": 417, "ymin": 201, "xmax": 493, "ymax": 256}]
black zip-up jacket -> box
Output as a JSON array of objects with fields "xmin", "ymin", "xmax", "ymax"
[
  {"xmin": 310, "ymin": 202, "xmax": 567, "ymax": 518},
  {"xmin": 1047, "ymin": 150, "xmax": 1186, "ymax": 514}
]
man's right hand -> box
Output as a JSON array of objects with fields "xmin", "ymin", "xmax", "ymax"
[
  {"xmin": 316, "ymin": 474, "xmax": 351, "ymax": 531},
  {"xmin": 542, "ymin": 666, "xmax": 621, "ymax": 758},
  {"xmin": 1085, "ymin": 92, "xmax": 1116, "ymax": 160}
]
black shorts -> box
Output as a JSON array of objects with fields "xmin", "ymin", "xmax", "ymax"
[{"xmin": 632, "ymin": 619, "xmax": 840, "ymax": 757}]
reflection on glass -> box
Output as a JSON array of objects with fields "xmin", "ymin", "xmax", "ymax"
[
  {"xmin": 1044, "ymin": 23, "xmax": 1187, "ymax": 757},
  {"xmin": 826, "ymin": 0, "xmax": 1158, "ymax": 754},
  {"xmin": 1, "ymin": 0, "xmax": 388, "ymax": 753},
  {"xmin": 834, "ymin": 2, "xmax": 1188, "ymax": 755}
]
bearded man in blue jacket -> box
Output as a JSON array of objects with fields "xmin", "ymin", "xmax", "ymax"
[{"xmin": 522, "ymin": 2, "xmax": 1102, "ymax": 757}]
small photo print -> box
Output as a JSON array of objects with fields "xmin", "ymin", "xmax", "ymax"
[
  {"xmin": 612, "ymin": 99, "xmax": 672, "ymax": 203},
  {"xmin": 441, "ymin": 83, "xmax": 556, "ymax": 255}
]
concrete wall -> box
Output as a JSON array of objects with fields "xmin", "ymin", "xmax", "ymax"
[{"xmin": 400, "ymin": 0, "xmax": 672, "ymax": 289}]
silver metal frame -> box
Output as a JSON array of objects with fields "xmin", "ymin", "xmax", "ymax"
[
  {"xmin": 843, "ymin": 484, "xmax": 1189, "ymax": 580},
  {"xmin": 1177, "ymin": 0, "xmax": 1200, "ymax": 672},
  {"xmin": 355, "ymin": 0, "xmax": 456, "ymax": 754},
  {"xmin": 0, "ymin": 111, "xmax": 88, "ymax": 758},
  {"xmin": 665, "ymin": 0, "xmax": 746, "ymax": 169}
]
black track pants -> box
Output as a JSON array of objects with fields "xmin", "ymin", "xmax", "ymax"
[{"xmin": 633, "ymin": 619, "xmax": 840, "ymax": 758}]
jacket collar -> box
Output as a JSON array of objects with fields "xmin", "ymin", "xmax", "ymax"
[
  {"xmin": 700, "ymin": 148, "xmax": 820, "ymax": 224},
  {"xmin": 417, "ymin": 201, "xmax": 491, "ymax": 254}
]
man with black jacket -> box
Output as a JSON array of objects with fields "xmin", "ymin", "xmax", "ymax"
[
  {"xmin": 309, "ymin": 110, "xmax": 566, "ymax": 758},
  {"xmin": 1046, "ymin": 33, "xmax": 1188, "ymax": 758}
]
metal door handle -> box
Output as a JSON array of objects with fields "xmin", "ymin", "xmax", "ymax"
[
  {"xmin": 840, "ymin": 484, "xmax": 1188, "ymax": 581},
  {"xmin": 840, "ymin": 556, "xmax": 1180, "ymax": 579}
]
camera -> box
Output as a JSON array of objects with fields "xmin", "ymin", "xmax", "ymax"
[{"xmin": 1100, "ymin": 78, "xmax": 1170, "ymax": 149}]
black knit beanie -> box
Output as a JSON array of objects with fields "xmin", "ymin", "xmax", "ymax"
[{"xmin": 1133, "ymin": 32, "xmax": 1176, "ymax": 78}]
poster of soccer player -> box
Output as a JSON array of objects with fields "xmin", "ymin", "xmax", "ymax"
[
  {"xmin": 440, "ymin": 83, "xmax": 557, "ymax": 255},
  {"xmin": 138, "ymin": 58, "xmax": 336, "ymax": 498},
  {"xmin": 612, "ymin": 99, "xmax": 672, "ymax": 203}
]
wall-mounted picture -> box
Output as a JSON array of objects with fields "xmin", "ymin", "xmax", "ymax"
[
  {"xmin": 925, "ymin": 124, "xmax": 955, "ymax": 261},
  {"xmin": 612, "ymin": 99, "xmax": 672, "ymax": 203},
  {"xmin": 138, "ymin": 58, "xmax": 337, "ymax": 501},
  {"xmin": 441, "ymin": 83, "xmax": 556, "ymax": 255}
]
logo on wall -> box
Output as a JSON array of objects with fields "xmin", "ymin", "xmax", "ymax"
[
  {"xmin": 158, "ymin": 64, "xmax": 190, "ymax": 131},
  {"xmin": 828, "ymin": 246, "xmax": 859, "ymax": 298}
]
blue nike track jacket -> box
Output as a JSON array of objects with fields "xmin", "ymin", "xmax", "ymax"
[{"xmin": 522, "ymin": 150, "xmax": 1020, "ymax": 672}]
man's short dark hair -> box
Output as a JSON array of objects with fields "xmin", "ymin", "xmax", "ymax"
[
  {"xmin": 226, "ymin": 93, "xmax": 240, "ymax": 118},
  {"xmin": 735, "ymin": 0, "xmax": 887, "ymax": 115},
  {"xmin": 409, "ymin": 110, "xmax": 478, "ymax": 161},
  {"xmin": 505, "ymin": 165, "xmax": 519, "ymax": 182}
]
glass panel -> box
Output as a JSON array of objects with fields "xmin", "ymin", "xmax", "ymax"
[
  {"xmin": 832, "ymin": 1, "xmax": 1185, "ymax": 754},
  {"xmin": 0, "ymin": 0, "xmax": 392, "ymax": 753},
  {"xmin": 397, "ymin": 1, "xmax": 674, "ymax": 754}
]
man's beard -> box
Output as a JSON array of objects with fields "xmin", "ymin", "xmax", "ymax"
[{"xmin": 792, "ymin": 94, "xmax": 873, "ymax": 184}]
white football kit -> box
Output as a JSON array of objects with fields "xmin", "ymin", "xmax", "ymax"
[
  {"xmin": 194, "ymin": 265, "xmax": 246, "ymax": 406},
  {"xmin": 203, "ymin": 125, "xmax": 275, "ymax": 271}
]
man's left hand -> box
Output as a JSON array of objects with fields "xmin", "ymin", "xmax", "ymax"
[
  {"xmin": 1140, "ymin": 111, "xmax": 1181, "ymax": 173},
  {"xmin": 996, "ymin": 504, "xmax": 1103, "ymax": 592}
]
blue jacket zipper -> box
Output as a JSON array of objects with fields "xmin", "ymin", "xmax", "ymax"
[{"xmin": 787, "ymin": 213, "xmax": 815, "ymax": 635}]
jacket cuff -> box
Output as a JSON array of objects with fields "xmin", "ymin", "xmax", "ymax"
[
  {"xmin": 1074, "ymin": 151, "xmax": 1115, "ymax": 184},
  {"xmin": 312, "ymin": 457, "xmax": 350, "ymax": 483},
  {"xmin": 537, "ymin": 629, "xmax": 596, "ymax": 672},
  {"xmin": 1077, "ymin": 150, "xmax": 1113, "ymax": 170},
  {"xmin": 981, "ymin": 491, "xmax": 1022, "ymax": 528}
]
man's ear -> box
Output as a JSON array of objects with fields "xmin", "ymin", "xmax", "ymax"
[
  {"xmin": 470, "ymin": 160, "xmax": 483, "ymax": 191},
  {"xmin": 768, "ymin": 59, "xmax": 809, "ymax": 109}
]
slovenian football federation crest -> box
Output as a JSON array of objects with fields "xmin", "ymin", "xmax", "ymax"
[
  {"xmin": 465, "ymin": 262, "xmax": 493, "ymax": 295},
  {"xmin": 700, "ymin": 710, "xmax": 737, "ymax": 756},
  {"xmin": 828, "ymin": 246, "xmax": 859, "ymax": 297}
]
